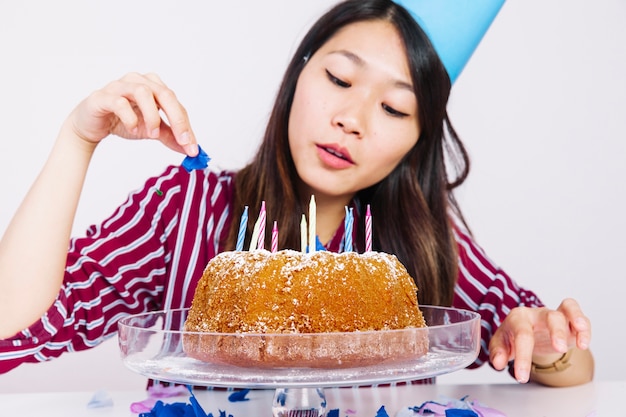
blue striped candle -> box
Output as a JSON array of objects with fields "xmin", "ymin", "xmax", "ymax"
[
  {"xmin": 344, "ymin": 206, "xmax": 353, "ymax": 252},
  {"xmin": 236, "ymin": 206, "xmax": 248, "ymax": 251}
]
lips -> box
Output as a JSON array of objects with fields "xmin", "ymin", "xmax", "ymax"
[
  {"xmin": 317, "ymin": 144, "xmax": 354, "ymax": 163},
  {"xmin": 315, "ymin": 144, "xmax": 355, "ymax": 170}
]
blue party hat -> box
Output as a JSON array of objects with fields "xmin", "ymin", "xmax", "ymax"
[{"xmin": 396, "ymin": 0, "xmax": 506, "ymax": 84}]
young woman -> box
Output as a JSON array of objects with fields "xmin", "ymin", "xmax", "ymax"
[{"xmin": 0, "ymin": 0, "xmax": 593, "ymax": 387}]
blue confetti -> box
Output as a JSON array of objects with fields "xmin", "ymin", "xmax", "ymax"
[
  {"xmin": 315, "ymin": 235, "xmax": 327, "ymax": 251},
  {"xmin": 139, "ymin": 400, "xmax": 190, "ymax": 417},
  {"xmin": 403, "ymin": 396, "xmax": 505, "ymax": 416},
  {"xmin": 137, "ymin": 386, "xmax": 231, "ymax": 417},
  {"xmin": 445, "ymin": 410, "xmax": 478, "ymax": 417},
  {"xmin": 87, "ymin": 390, "xmax": 113, "ymax": 408},
  {"xmin": 327, "ymin": 409, "xmax": 340, "ymax": 417},
  {"xmin": 376, "ymin": 405, "xmax": 390, "ymax": 417},
  {"xmin": 182, "ymin": 146, "xmax": 210, "ymax": 172},
  {"xmin": 227, "ymin": 389, "xmax": 250, "ymax": 402},
  {"xmin": 276, "ymin": 391, "xmax": 287, "ymax": 406}
]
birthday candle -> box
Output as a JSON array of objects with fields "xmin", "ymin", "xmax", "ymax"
[
  {"xmin": 365, "ymin": 204, "xmax": 372, "ymax": 252},
  {"xmin": 249, "ymin": 216, "xmax": 261, "ymax": 251},
  {"xmin": 271, "ymin": 221, "xmax": 278, "ymax": 253},
  {"xmin": 300, "ymin": 214, "xmax": 307, "ymax": 253},
  {"xmin": 236, "ymin": 206, "xmax": 249, "ymax": 251},
  {"xmin": 344, "ymin": 206, "xmax": 353, "ymax": 252},
  {"xmin": 308, "ymin": 195, "xmax": 316, "ymax": 253},
  {"xmin": 257, "ymin": 201, "xmax": 266, "ymax": 250}
]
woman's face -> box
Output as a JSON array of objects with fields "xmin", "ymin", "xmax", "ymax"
[{"xmin": 288, "ymin": 19, "xmax": 420, "ymax": 201}]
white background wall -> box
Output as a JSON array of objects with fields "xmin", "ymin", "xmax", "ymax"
[{"xmin": 0, "ymin": 0, "xmax": 624, "ymax": 393}]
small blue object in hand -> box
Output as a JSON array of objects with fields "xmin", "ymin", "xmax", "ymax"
[{"xmin": 182, "ymin": 146, "xmax": 210, "ymax": 172}]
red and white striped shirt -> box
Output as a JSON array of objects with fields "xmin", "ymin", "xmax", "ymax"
[{"xmin": 0, "ymin": 165, "xmax": 542, "ymax": 374}]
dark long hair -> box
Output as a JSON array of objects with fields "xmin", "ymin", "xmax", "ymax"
[{"xmin": 225, "ymin": 0, "xmax": 470, "ymax": 306}]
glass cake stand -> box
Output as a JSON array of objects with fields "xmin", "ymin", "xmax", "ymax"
[{"xmin": 118, "ymin": 306, "xmax": 480, "ymax": 417}]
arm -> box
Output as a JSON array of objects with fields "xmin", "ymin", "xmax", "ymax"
[
  {"xmin": 0, "ymin": 126, "xmax": 94, "ymax": 338},
  {"xmin": 0, "ymin": 73, "xmax": 198, "ymax": 338}
]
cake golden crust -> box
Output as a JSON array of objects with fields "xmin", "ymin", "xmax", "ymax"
[{"xmin": 183, "ymin": 249, "xmax": 428, "ymax": 368}]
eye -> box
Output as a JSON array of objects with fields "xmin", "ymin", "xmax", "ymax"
[
  {"xmin": 382, "ymin": 103, "xmax": 409, "ymax": 118},
  {"xmin": 326, "ymin": 69, "xmax": 351, "ymax": 88}
]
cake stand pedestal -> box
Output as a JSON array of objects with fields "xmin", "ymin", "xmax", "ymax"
[
  {"xmin": 272, "ymin": 388, "xmax": 326, "ymax": 417},
  {"xmin": 118, "ymin": 306, "xmax": 481, "ymax": 417}
]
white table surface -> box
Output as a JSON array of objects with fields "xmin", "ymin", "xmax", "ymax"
[{"xmin": 1, "ymin": 381, "xmax": 619, "ymax": 417}]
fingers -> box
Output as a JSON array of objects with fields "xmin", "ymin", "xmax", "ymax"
[
  {"xmin": 104, "ymin": 72, "xmax": 198, "ymax": 156},
  {"xmin": 557, "ymin": 298, "xmax": 592, "ymax": 350},
  {"xmin": 489, "ymin": 300, "xmax": 593, "ymax": 384},
  {"xmin": 489, "ymin": 307, "xmax": 536, "ymax": 383},
  {"xmin": 141, "ymin": 72, "xmax": 198, "ymax": 156},
  {"xmin": 489, "ymin": 336, "xmax": 511, "ymax": 374},
  {"xmin": 544, "ymin": 308, "xmax": 570, "ymax": 353}
]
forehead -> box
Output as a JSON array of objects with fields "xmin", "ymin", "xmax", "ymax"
[{"xmin": 317, "ymin": 19, "xmax": 411, "ymax": 79}]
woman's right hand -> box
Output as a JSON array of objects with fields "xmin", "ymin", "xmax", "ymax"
[
  {"xmin": 0, "ymin": 73, "xmax": 197, "ymax": 338},
  {"xmin": 68, "ymin": 72, "xmax": 198, "ymax": 156}
]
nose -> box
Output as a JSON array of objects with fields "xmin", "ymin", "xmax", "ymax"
[{"xmin": 331, "ymin": 99, "xmax": 366, "ymax": 139}]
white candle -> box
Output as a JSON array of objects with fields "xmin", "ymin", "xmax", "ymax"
[{"xmin": 300, "ymin": 214, "xmax": 307, "ymax": 253}]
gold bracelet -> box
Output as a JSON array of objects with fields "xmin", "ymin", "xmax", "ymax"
[{"xmin": 531, "ymin": 349, "xmax": 573, "ymax": 373}]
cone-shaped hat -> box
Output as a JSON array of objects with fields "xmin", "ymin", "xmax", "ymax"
[{"xmin": 396, "ymin": 0, "xmax": 506, "ymax": 83}]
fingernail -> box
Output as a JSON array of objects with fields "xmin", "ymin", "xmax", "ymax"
[
  {"xmin": 151, "ymin": 128, "xmax": 160, "ymax": 138},
  {"xmin": 184, "ymin": 143, "xmax": 198, "ymax": 157},
  {"xmin": 556, "ymin": 339, "xmax": 568, "ymax": 352},
  {"xmin": 579, "ymin": 338, "xmax": 589, "ymax": 349},
  {"xmin": 517, "ymin": 368, "xmax": 529, "ymax": 383}
]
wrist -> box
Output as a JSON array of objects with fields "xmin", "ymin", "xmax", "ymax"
[{"xmin": 59, "ymin": 118, "xmax": 100, "ymax": 155}]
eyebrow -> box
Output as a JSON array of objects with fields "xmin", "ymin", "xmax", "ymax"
[{"xmin": 329, "ymin": 49, "xmax": 414, "ymax": 92}]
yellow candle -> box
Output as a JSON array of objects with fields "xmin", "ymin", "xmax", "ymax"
[
  {"xmin": 308, "ymin": 195, "xmax": 316, "ymax": 253},
  {"xmin": 300, "ymin": 214, "xmax": 307, "ymax": 253}
]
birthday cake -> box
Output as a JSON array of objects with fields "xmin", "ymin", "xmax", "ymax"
[{"xmin": 183, "ymin": 249, "xmax": 428, "ymax": 368}]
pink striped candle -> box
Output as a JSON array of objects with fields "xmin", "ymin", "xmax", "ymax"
[
  {"xmin": 365, "ymin": 204, "xmax": 372, "ymax": 252},
  {"xmin": 308, "ymin": 195, "xmax": 316, "ymax": 253},
  {"xmin": 271, "ymin": 221, "xmax": 278, "ymax": 252},
  {"xmin": 257, "ymin": 201, "xmax": 266, "ymax": 250}
]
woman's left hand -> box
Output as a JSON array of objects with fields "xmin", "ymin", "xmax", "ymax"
[{"xmin": 489, "ymin": 298, "xmax": 592, "ymax": 384}]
